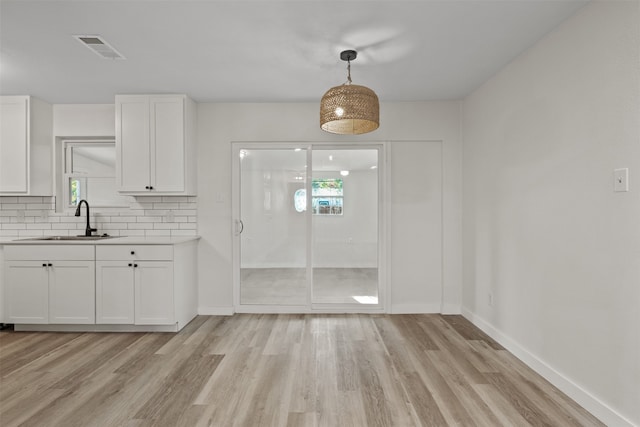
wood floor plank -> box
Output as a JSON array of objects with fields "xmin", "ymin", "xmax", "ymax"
[{"xmin": 0, "ymin": 314, "xmax": 605, "ymax": 427}]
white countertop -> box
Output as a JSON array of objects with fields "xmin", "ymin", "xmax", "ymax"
[{"xmin": 0, "ymin": 236, "xmax": 200, "ymax": 245}]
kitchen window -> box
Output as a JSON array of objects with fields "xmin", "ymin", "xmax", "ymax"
[{"xmin": 61, "ymin": 140, "xmax": 128, "ymax": 209}]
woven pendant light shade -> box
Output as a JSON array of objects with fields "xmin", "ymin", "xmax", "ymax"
[
  {"xmin": 320, "ymin": 50, "xmax": 379, "ymax": 135},
  {"xmin": 320, "ymin": 84, "xmax": 379, "ymax": 134}
]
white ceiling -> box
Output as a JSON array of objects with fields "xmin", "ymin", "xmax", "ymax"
[{"xmin": 0, "ymin": 0, "xmax": 588, "ymax": 105}]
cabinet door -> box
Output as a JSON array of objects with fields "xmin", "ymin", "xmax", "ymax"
[
  {"xmin": 116, "ymin": 96, "xmax": 151, "ymax": 192},
  {"xmin": 0, "ymin": 96, "xmax": 29, "ymax": 193},
  {"xmin": 5, "ymin": 261, "xmax": 48, "ymax": 324},
  {"xmin": 96, "ymin": 261, "xmax": 135, "ymax": 324},
  {"xmin": 150, "ymin": 96, "xmax": 185, "ymax": 192},
  {"xmin": 49, "ymin": 261, "xmax": 95, "ymax": 324},
  {"xmin": 135, "ymin": 261, "xmax": 174, "ymax": 325}
]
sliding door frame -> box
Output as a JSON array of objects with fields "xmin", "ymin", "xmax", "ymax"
[{"xmin": 231, "ymin": 141, "xmax": 388, "ymax": 313}]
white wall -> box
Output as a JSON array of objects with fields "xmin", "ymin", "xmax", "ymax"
[
  {"xmin": 197, "ymin": 102, "xmax": 462, "ymax": 314},
  {"xmin": 462, "ymin": 1, "xmax": 640, "ymax": 426},
  {"xmin": 53, "ymin": 104, "xmax": 115, "ymax": 136}
]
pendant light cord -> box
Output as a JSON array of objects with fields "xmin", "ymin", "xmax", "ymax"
[{"xmin": 346, "ymin": 59, "xmax": 352, "ymax": 85}]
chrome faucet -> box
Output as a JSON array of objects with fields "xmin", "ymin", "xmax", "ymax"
[{"xmin": 75, "ymin": 199, "xmax": 97, "ymax": 237}]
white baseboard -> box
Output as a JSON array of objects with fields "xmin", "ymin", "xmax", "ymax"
[
  {"xmin": 461, "ymin": 307, "xmax": 636, "ymax": 427},
  {"xmin": 198, "ymin": 306, "xmax": 235, "ymax": 316},
  {"xmin": 390, "ymin": 303, "xmax": 442, "ymax": 314}
]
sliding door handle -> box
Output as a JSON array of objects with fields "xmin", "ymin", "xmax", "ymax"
[{"xmin": 235, "ymin": 219, "xmax": 244, "ymax": 235}]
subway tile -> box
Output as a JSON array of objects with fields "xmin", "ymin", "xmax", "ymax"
[
  {"xmin": 124, "ymin": 229, "xmax": 145, "ymax": 236},
  {"xmin": 59, "ymin": 216, "xmax": 82, "ymax": 223},
  {"xmin": 27, "ymin": 224, "xmax": 52, "ymax": 230},
  {"xmin": 25, "ymin": 204, "xmax": 54, "ymax": 210},
  {"xmin": 2, "ymin": 204, "xmax": 26, "ymax": 210},
  {"xmin": 153, "ymin": 223, "xmax": 175, "ymax": 229},
  {"xmin": 2, "ymin": 224, "xmax": 26, "ymax": 230},
  {"xmin": 111, "ymin": 216, "xmax": 137, "ymax": 223},
  {"xmin": 52, "ymin": 223, "xmax": 76, "ymax": 230},
  {"xmin": 171, "ymin": 229, "xmax": 197, "ymax": 236},
  {"xmin": 153, "ymin": 202, "xmax": 180, "ymax": 209},
  {"xmin": 18, "ymin": 230, "xmax": 44, "ymax": 237},
  {"xmin": 175, "ymin": 209, "xmax": 196, "ymax": 216},
  {"xmin": 101, "ymin": 223, "xmax": 127, "ymax": 230},
  {"xmin": 0, "ymin": 197, "xmax": 19, "ymax": 203},
  {"xmin": 0, "ymin": 230, "xmax": 20, "ymax": 237},
  {"xmin": 130, "ymin": 202, "xmax": 155, "ymax": 210},
  {"xmin": 128, "ymin": 223, "xmax": 153, "ymax": 230},
  {"xmin": 0, "ymin": 211, "xmax": 18, "ymax": 216},
  {"xmin": 137, "ymin": 216, "xmax": 162, "ymax": 223},
  {"xmin": 143, "ymin": 210, "xmax": 166, "ymax": 217},
  {"xmin": 135, "ymin": 196, "xmax": 162, "ymax": 203},
  {"xmin": 18, "ymin": 197, "xmax": 44, "ymax": 204},
  {"xmin": 162, "ymin": 196, "xmax": 189, "ymax": 203},
  {"xmin": 144, "ymin": 230, "xmax": 172, "ymax": 236},
  {"xmin": 43, "ymin": 230, "xmax": 70, "ymax": 237},
  {"xmin": 179, "ymin": 223, "xmax": 197, "ymax": 230}
]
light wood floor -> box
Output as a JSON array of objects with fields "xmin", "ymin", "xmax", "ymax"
[{"xmin": 0, "ymin": 314, "xmax": 604, "ymax": 427}]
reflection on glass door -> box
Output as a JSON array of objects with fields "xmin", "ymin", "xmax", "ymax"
[
  {"xmin": 239, "ymin": 148, "xmax": 308, "ymax": 305},
  {"xmin": 311, "ymin": 149, "xmax": 379, "ymax": 305}
]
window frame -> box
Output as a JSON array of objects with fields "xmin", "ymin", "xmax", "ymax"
[{"xmin": 60, "ymin": 139, "xmax": 126, "ymax": 211}]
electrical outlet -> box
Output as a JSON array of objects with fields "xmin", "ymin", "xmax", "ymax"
[
  {"xmin": 16, "ymin": 210, "xmax": 25, "ymax": 222},
  {"xmin": 488, "ymin": 293, "xmax": 494, "ymax": 307},
  {"xmin": 165, "ymin": 210, "xmax": 175, "ymax": 223}
]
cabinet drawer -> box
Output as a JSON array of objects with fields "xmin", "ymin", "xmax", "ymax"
[
  {"xmin": 96, "ymin": 245, "xmax": 173, "ymax": 261},
  {"xmin": 5, "ymin": 245, "xmax": 95, "ymax": 261}
]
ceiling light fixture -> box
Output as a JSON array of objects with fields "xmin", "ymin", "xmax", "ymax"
[{"xmin": 320, "ymin": 50, "xmax": 379, "ymax": 135}]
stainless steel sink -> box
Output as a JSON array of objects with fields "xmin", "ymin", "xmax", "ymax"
[{"xmin": 18, "ymin": 235, "xmax": 119, "ymax": 241}]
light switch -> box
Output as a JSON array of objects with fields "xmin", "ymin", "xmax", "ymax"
[{"xmin": 614, "ymin": 168, "xmax": 629, "ymax": 192}]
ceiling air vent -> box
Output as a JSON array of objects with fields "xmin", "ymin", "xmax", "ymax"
[{"xmin": 73, "ymin": 35, "xmax": 125, "ymax": 60}]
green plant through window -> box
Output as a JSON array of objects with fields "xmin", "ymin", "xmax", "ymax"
[
  {"xmin": 294, "ymin": 179, "xmax": 344, "ymax": 215},
  {"xmin": 313, "ymin": 178, "xmax": 343, "ymax": 215},
  {"xmin": 70, "ymin": 179, "xmax": 80, "ymax": 206}
]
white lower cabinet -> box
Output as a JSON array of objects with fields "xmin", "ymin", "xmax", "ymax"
[
  {"xmin": 135, "ymin": 261, "xmax": 174, "ymax": 325},
  {"xmin": 48, "ymin": 261, "xmax": 95, "ymax": 324},
  {"xmin": 4, "ymin": 261, "xmax": 49, "ymax": 323},
  {"xmin": 96, "ymin": 262, "xmax": 135, "ymax": 324},
  {"xmin": 4, "ymin": 240, "xmax": 197, "ymax": 331},
  {"xmin": 96, "ymin": 259, "xmax": 174, "ymax": 325},
  {"xmin": 4, "ymin": 246, "xmax": 95, "ymax": 324},
  {"xmin": 96, "ymin": 245, "xmax": 180, "ymax": 326}
]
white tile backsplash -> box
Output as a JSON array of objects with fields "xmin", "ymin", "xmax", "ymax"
[{"xmin": 0, "ymin": 196, "xmax": 197, "ymax": 238}]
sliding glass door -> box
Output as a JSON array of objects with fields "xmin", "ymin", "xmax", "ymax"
[
  {"xmin": 311, "ymin": 148, "xmax": 379, "ymax": 306},
  {"xmin": 233, "ymin": 143, "xmax": 383, "ymax": 311},
  {"xmin": 237, "ymin": 147, "xmax": 308, "ymax": 305}
]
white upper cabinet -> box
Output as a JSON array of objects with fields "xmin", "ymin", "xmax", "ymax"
[
  {"xmin": 115, "ymin": 94, "xmax": 196, "ymax": 195},
  {"xmin": 0, "ymin": 96, "xmax": 53, "ymax": 195}
]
